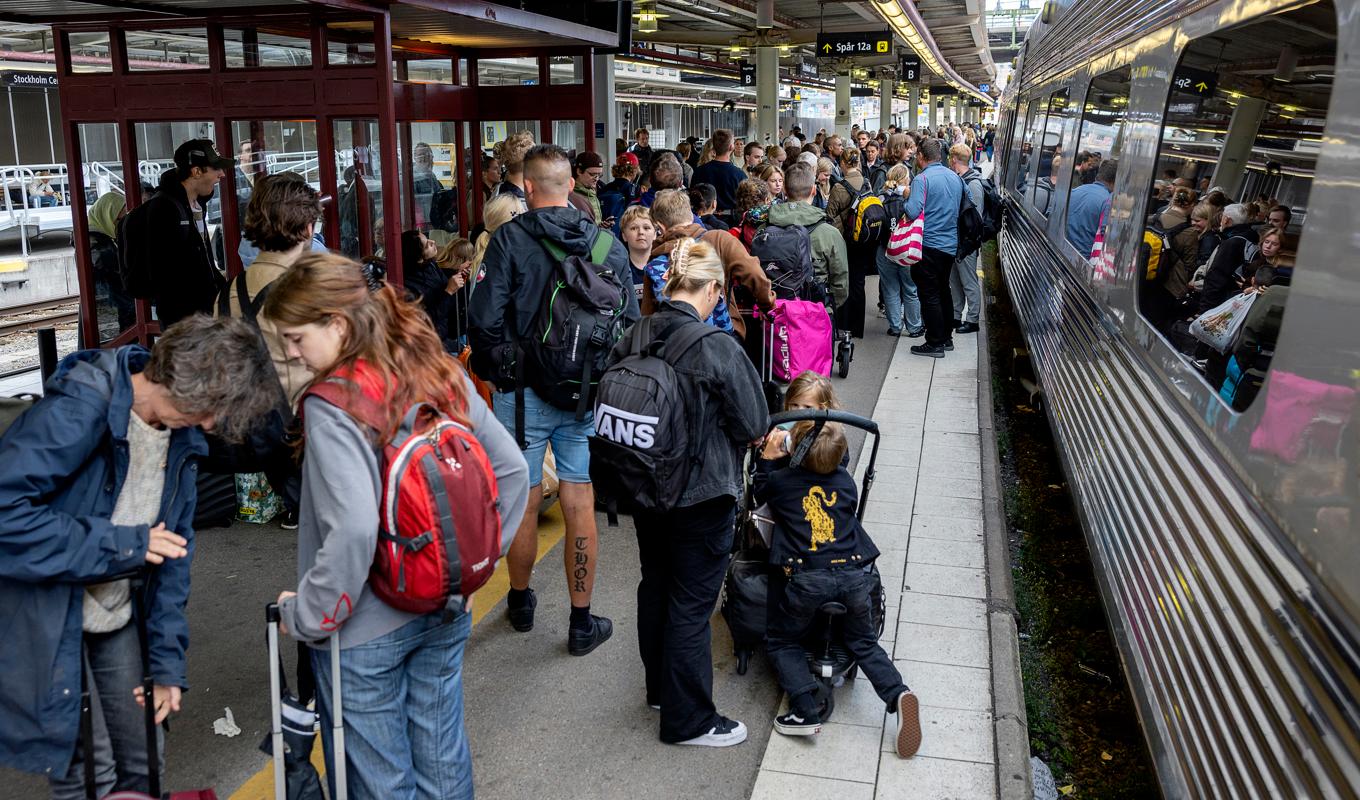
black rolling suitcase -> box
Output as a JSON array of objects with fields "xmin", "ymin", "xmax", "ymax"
[
  {"xmin": 79, "ymin": 571, "xmax": 218, "ymax": 799},
  {"xmin": 739, "ymin": 307, "xmax": 784, "ymax": 415}
]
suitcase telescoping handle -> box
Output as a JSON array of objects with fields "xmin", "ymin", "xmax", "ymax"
[
  {"xmin": 265, "ymin": 603, "xmax": 286, "ymax": 800},
  {"xmin": 266, "ymin": 603, "xmax": 347, "ymax": 800}
]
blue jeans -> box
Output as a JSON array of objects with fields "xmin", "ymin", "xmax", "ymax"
[
  {"xmin": 493, "ymin": 387, "xmax": 594, "ymax": 486},
  {"xmin": 766, "ymin": 567, "xmax": 907, "ymax": 715},
  {"xmin": 50, "ymin": 623, "xmax": 164, "ymax": 800},
  {"xmin": 312, "ymin": 610, "xmax": 474, "ymax": 800},
  {"xmin": 877, "ymin": 248, "xmax": 922, "ymax": 333}
]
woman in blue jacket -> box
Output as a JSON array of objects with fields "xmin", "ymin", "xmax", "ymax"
[{"xmin": 0, "ymin": 315, "xmax": 278, "ymax": 798}]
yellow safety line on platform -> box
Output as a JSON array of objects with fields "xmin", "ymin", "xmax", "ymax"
[{"xmin": 227, "ymin": 505, "xmax": 566, "ymax": 800}]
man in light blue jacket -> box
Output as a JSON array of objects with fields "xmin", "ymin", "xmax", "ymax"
[{"xmin": 903, "ymin": 137, "xmax": 965, "ymax": 357}]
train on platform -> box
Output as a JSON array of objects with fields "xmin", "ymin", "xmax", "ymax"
[{"xmin": 995, "ymin": 0, "xmax": 1358, "ymax": 797}]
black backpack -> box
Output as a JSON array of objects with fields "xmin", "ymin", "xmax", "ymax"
[
  {"xmin": 956, "ymin": 182, "xmax": 987, "ymax": 260},
  {"xmin": 588, "ymin": 315, "xmax": 720, "ymax": 523},
  {"xmin": 971, "ymin": 175, "xmax": 1004, "ymax": 240},
  {"xmin": 881, "ymin": 191, "xmax": 906, "ymax": 229},
  {"xmin": 118, "ymin": 194, "xmax": 189, "ymax": 300},
  {"xmin": 751, "ymin": 221, "xmax": 819, "ymax": 299},
  {"xmin": 521, "ymin": 231, "xmax": 629, "ymax": 422}
]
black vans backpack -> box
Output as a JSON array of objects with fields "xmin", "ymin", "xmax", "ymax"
[
  {"xmin": 118, "ymin": 194, "xmax": 189, "ymax": 300},
  {"xmin": 751, "ymin": 221, "xmax": 817, "ymax": 299},
  {"xmin": 520, "ymin": 231, "xmax": 629, "ymax": 423},
  {"xmin": 588, "ymin": 315, "xmax": 720, "ymax": 523}
]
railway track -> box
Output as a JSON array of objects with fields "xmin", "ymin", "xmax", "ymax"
[{"xmin": 0, "ymin": 295, "xmax": 80, "ymax": 337}]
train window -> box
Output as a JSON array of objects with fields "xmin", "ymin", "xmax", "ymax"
[
  {"xmin": 1015, "ymin": 96, "xmax": 1046, "ymax": 198},
  {"xmin": 1032, "ymin": 88, "xmax": 1075, "ymax": 217},
  {"xmin": 1137, "ymin": 0, "xmax": 1335, "ymax": 412},
  {"xmin": 1069, "ymin": 65, "xmax": 1130, "ymax": 218}
]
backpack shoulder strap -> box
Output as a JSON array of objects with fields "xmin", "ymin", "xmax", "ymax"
[
  {"xmin": 659, "ymin": 318, "xmax": 722, "ymax": 365},
  {"xmin": 303, "ymin": 376, "xmax": 387, "ymax": 432},
  {"xmin": 234, "ymin": 271, "xmax": 272, "ymax": 324},
  {"xmin": 588, "ymin": 230, "xmax": 613, "ymax": 263}
]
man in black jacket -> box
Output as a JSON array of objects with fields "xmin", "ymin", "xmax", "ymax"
[
  {"xmin": 146, "ymin": 139, "xmax": 232, "ymax": 326},
  {"xmin": 469, "ymin": 143, "xmax": 640, "ymax": 656},
  {"xmin": 1199, "ymin": 203, "xmax": 1259, "ymax": 313}
]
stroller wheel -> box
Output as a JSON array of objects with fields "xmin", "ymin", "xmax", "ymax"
[
  {"xmin": 837, "ymin": 343, "xmax": 851, "ymax": 379},
  {"xmin": 736, "ymin": 649, "xmax": 750, "ymax": 676}
]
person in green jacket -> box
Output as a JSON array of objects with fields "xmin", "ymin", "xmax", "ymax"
[
  {"xmin": 766, "ymin": 162, "xmax": 849, "ymax": 308},
  {"xmin": 572, "ymin": 151, "xmax": 606, "ymax": 227}
]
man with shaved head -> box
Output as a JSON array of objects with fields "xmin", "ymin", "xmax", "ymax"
[{"xmin": 469, "ymin": 143, "xmax": 640, "ymax": 657}]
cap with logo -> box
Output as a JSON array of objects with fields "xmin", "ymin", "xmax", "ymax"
[{"xmin": 174, "ymin": 139, "xmax": 236, "ymax": 171}]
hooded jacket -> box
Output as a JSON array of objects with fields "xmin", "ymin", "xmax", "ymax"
[
  {"xmin": 826, "ymin": 172, "xmax": 866, "ymax": 238},
  {"xmin": 606, "ymin": 300, "xmax": 767, "ymax": 507},
  {"xmin": 641, "ymin": 223, "xmax": 774, "ymax": 340},
  {"xmin": 146, "ymin": 170, "xmax": 225, "ymax": 327},
  {"xmin": 468, "ymin": 205, "xmax": 641, "ymax": 386},
  {"xmin": 573, "ymin": 184, "xmax": 602, "ymax": 223},
  {"xmin": 0, "ymin": 347, "xmax": 205, "ymax": 776},
  {"xmin": 1200, "ymin": 222, "xmax": 1260, "ymax": 312},
  {"xmin": 767, "ymin": 200, "xmax": 850, "ymax": 308}
]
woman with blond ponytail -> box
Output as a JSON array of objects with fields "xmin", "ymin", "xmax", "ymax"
[
  {"xmin": 264, "ymin": 252, "xmax": 529, "ymax": 799},
  {"xmin": 604, "ymin": 238, "xmax": 768, "ymax": 749}
]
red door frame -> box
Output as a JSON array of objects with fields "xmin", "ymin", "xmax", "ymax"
[{"xmin": 51, "ymin": 12, "xmax": 597, "ymax": 348}]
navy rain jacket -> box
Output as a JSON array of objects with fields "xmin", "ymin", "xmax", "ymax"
[{"xmin": 0, "ymin": 347, "xmax": 206, "ymax": 776}]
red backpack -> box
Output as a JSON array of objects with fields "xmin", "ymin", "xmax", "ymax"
[{"xmin": 304, "ymin": 361, "xmax": 502, "ymax": 614}]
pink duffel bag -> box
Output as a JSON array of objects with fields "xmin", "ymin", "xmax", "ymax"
[{"xmin": 766, "ymin": 298, "xmax": 833, "ymax": 381}]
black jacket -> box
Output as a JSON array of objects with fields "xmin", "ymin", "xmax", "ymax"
[
  {"xmin": 607, "ymin": 301, "xmax": 767, "ymax": 507},
  {"xmin": 1200, "ymin": 223, "xmax": 1258, "ymax": 312},
  {"xmin": 403, "ymin": 258, "xmax": 467, "ymax": 354},
  {"xmin": 468, "ymin": 205, "xmax": 640, "ymax": 385},
  {"xmin": 146, "ymin": 171, "xmax": 223, "ymax": 326},
  {"xmin": 753, "ymin": 460, "xmax": 880, "ymax": 570}
]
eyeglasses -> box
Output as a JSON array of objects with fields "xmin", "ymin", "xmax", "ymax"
[{"xmin": 585, "ymin": 170, "xmax": 604, "ymax": 179}]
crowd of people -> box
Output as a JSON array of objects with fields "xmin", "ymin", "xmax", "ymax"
[{"xmin": 1, "ymin": 119, "xmax": 1004, "ymax": 799}]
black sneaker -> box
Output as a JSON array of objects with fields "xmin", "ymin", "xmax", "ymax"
[
  {"xmin": 911, "ymin": 343, "xmax": 946, "ymax": 359},
  {"xmin": 773, "ymin": 710, "xmax": 821, "ymax": 737},
  {"xmin": 886, "ymin": 327, "xmax": 902, "ymax": 337},
  {"xmin": 279, "ymin": 510, "xmax": 299, "ymax": 531},
  {"xmin": 955, "ymin": 321, "xmax": 980, "ymax": 334},
  {"xmin": 905, "ymin": 326, "xmax": 926, "ymax": 338},
  {"xmin": 567, "ymin": 614, "xmax": 613, "ymax": 656},
  {"xmin": 893, "ymin": 690, "xmax": 922, "ymax": 758},
  {"xmin": 944, "ymin": 339, "xmax": 955, "ymax": 351},
  {"xmin": 677, "ymin": 717, "xmax": 748, "ymax": 747},
  {"xmin": 951, "ymin": 318, "xmax": 962, "ymax": 330},
  {"xmin": 507, "ymin": 587, "xmax": 536, "ymax": 632}
]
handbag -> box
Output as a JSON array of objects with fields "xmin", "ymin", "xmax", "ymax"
[
  {"xmin": 1189, "ymin": 291, "xmax": 1258, "ymax": 354},
  {"xmin": 884, "ymin": 182, "xmax": 926, "ymax": 267},
  {"xmin": 1088, "ymin": 209, "xmax": 1117, "ymax": 283}
]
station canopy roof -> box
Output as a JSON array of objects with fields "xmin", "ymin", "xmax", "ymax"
[{"xmin": 633, "ymin": 0, "xmax": 994, "ymax": 92}]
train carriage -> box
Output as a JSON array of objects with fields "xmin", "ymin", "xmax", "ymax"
[{"xmin": 995, "ymin": 0, "xmax": 1359, "ymax": 796}]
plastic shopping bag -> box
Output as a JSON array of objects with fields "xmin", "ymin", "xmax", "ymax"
[{"xmin": 1189, "ymin": 292, "xmax": 1257, "ymax": 354}]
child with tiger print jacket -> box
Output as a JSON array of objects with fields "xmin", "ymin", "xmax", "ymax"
[{"xmin": 752, "ymin": 419, "xmax": 921, "ymax": 757}]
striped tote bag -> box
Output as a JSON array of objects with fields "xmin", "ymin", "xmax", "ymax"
[{"xmin": 885, "ymin": 182, "xmax": 926, "ymax": 267}]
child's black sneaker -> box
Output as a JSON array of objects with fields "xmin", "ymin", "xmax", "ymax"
[
  {"xmin": 677, "ymin": 717, "xmax": 747, "ymax": 747},
  {"xmin": 774, "ymin": 711, "xmax": 821, "ymax": 737}
]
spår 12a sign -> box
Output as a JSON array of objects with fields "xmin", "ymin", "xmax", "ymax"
[
  {"xmin": 1172, "ymin": 65, "xmax": 1217, "ymax": 97},
  {"xmin": 817, "ymin": 31, "xmax": 893, "ymax": 58}
]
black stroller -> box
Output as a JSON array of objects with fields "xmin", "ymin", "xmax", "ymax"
[{"xmin": 719, "ymin": 409, "xmax": 886, "ymax": 721}]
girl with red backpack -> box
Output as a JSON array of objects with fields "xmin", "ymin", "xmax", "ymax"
[{"xmin": 265, "ymin": 253, "xmax": 529, "ymax": 800}]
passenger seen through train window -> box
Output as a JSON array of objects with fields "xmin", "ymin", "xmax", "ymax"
[{"xmin": 1135, "ymin": 0, "xmax": 1336, "ymax": 413}]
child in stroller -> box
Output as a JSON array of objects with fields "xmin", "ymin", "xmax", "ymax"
[{"xmin": 752, "ymin": 417, "xmax": 922, "ymax": 758}]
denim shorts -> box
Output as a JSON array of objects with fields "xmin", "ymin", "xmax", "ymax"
[{"xmin": 493, "ymin": 387, "xmax": 594, "ymax": 486}]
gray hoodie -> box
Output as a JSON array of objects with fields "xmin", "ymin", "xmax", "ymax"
[{"xmin": 280, "ymin": 374, "xmax": 529, "ymax": 648}]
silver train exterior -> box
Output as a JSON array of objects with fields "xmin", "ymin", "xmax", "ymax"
[{"xmin": 992, "ymin": 0, "xmax": 1358, "ymax": 797}]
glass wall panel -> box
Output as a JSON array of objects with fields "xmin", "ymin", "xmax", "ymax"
[
  {"xmin": 230, "ymin": 120, "xmax": 320, "ymax": 262},
  {"xmin": 125, "ymin": 28, "xmax": 211, "ymax": 71},
  {"xmin": 553, "ymin": 120, "xmax": 586, "ymax": 157},
  {"xmin": 333, "ymin": 119, "xmax": 383, "ymax": 258},
  {"xmin": 327, "ymin": 21, "xmax": 376, "ymax": 65},
  {"xmin": 224, "ymin": 27, "xmax": 313, "ymax": 68},
  {"xmin": 477, "ymin": 57, "xmax": 538, "ymax": 87},
  {"xmin": 68, "ymin": 31, "xmax": 113, "ymax": 73},
  {"xmin": 401, "ymin": 58, "xmax": 454, "ymax": 83},
  {"xmin": 75, "ymin": 123, "xmax": 135, "ymax": 344},
  {"xmin": 402, "ymin": 123, "xmax": 459, "ymax": 242},
  {"xmin": 549, "ymin": 55, "xmax": 584, "ymax": 85}
]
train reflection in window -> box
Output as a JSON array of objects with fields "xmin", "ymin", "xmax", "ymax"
[{"xmin": 1137, "ymin": 0, "xmax": 1335, "ymax": 413}]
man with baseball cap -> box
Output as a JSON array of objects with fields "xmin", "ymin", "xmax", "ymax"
[{"xmin": 137, "ymin": 139, "xmax": 234, "ymax": 326}]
